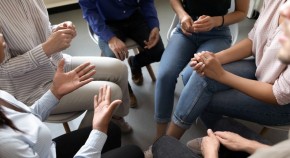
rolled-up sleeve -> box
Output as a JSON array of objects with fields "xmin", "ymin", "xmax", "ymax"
[{"xmin": 273, "ymin": 66, "xmax": 290, "ymax": 105}]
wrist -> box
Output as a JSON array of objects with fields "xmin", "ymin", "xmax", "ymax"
[
  {"xmin": 215, "ymin": 16, "xmax": 224, "ymax": 28},
  {"xmin": 42, "ymin": 42, "xmax": 52, "ymax": 57},
  {"xmin": 244, "ymin": 140, "xmax": 270, "ymax": 154},
  {"xmin": 50, "ymin": 86, "xmax": 62, "ymax": 100}
]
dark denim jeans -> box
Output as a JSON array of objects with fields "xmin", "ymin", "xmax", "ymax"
[{"xmin": 98, "ymin": 11, "xmax": 164, "ymax": 67}]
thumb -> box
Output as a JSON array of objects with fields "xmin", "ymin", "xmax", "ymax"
[
  {"xmin": 57, "ymin": 59, "xmax": 65, "ymax": 73},
  {"xmin": 207, "ymin": 129, "xmax": 215, "ymax": 137},
  {"xmin": 109, "ymin": 100, "xmax": 122, "ymax": 111}
]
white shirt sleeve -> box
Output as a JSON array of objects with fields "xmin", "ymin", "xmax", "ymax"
[{"xmin": 74, "ymin": 129, "xmax": 108, "ymax": 158}]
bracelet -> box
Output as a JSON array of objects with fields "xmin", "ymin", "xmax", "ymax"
[{"xmin": 218, "ymin": 15, "xmax": 224, "ymax": 27}]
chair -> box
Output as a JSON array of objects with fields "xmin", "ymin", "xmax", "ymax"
[
  {"xmin": 88, "ymin": 24, "xmax": 156, "ymax": 82},
  {"xmin": 167, "ymin": 0, "xmax": 239, "ymax": 45},
  {"xmin": 46, "ymin": 111, "xmax": 86, "ymax": 133}
]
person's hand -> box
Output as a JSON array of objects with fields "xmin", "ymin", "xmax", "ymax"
[
  {"xmin": 180, "ymin": 15, "xmax": 194, "ymax": 35},
  {"xmin": 215, "ymin": 131, "xmax": 251, "ymax": 152},
  {"xmin": 202, "ymin": 129, "xmax": 220, "ymax": 158},
  {"xmin": 42, "ymin": 29, "xmax": 75, "ymax": 56},
  {"xmin": 52, "ymin": 21, "xmax": 77, "ymax": 38},
  {"xmin": 50, "ymin": 59, "xmax": 96, "ymax": 100},
  {"xmin": 144, "ymin": 27, "xmax": 160, "ymax": 49},
  {"xmin": 191, "ymin": 51, "xmax": 225, "ymax": 81},
  {"xmin": 108, "ymin": 36, "xmax": 128, "ymax": 61},
  {"xmin": 192, "ymin": 15, "xmax": 221, "ymax": 33},
  {"xmin": 92, "ymin": 85, "xmax": 122, "ymax": 133}
]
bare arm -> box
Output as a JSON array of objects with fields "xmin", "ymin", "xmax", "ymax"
[{"xmin": 216, "ymin": 38, "xmax": 253, "ymax": 64}]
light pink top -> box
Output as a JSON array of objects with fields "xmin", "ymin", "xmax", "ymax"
[{"xmin": 248, "ymin": 0, "xmax": 290, "ymax": 105}]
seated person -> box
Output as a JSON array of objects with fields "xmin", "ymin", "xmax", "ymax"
[
  {"xmin": 163, "ymin": 0, "xmax": 290, "ymax": 142},
  {"xmin": 0, "ymin": 0, "xmax": 131, "ymax": 133},
  {"xmin": 79, "ymin": 0, "xmax": 165, "ymax": 107},
  {"xmin": 0, "ymin": 33, "xmax": 144, "ymax": 158},
  {"xmin": 154, "ymin": 0, "xmax": 249, "ymax": 140},
  {"xmin": 152, "ymin": 1, "xmax": 290, "ymax": 157}
]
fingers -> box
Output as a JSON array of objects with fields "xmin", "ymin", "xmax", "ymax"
[{"xmin": 56, "ymin": 59, "xmax": 65, "ymax": 73}]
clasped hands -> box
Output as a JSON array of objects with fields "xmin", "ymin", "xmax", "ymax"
[
  {"xmin": 108, "ymin": 27, "xmax": 160, "ymax": 61},
  {"xmin": 190, "ymin": 51, "xmax": 225, "ymax": 81},
  {"xmin": 201, "ymin": 129, "xmax": 255, "ymax": 157},
  {"xmin": 180, "ymin": 15, "xmax": 219, "ymax": 35},
  {"xmin": 43, "ymin": 21, "xmax": 77, "ymax": 56}
]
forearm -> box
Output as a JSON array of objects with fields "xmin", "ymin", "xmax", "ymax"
[
  {"xmin": 216, "ymin": 38, "xmax": 253, "ymax": 64},
  {"xmin": 223, "ymin": 0, "xmax": 249, "ymax": 26},
  {"xmin": 170, "ymin": 0, "xmax": 188, "ymax": 19},
  {"xmin": 218, "ymin": 71, "xmax": 278, "ymax": 105},
  {"xmin": 244, "ymin": 140, "xmax": 270, "ymax": 154},
  {"xmin": 0, "ymin": 44, "xmax": 51, "ymax": 78}
]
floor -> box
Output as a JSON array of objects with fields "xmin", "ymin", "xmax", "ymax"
[{"xmin": 46, "ymin": 0, "xmax": 288, "ymax": 151}]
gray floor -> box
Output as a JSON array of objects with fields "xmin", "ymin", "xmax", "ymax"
[{"xmin": 46, "ymin": 0, "xmax": 288, "ymax": 151}]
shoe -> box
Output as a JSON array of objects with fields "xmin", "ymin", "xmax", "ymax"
[
  {"xmin": 128, "ymin": 56, "xmax": 143, "ymax": 86},
  {"xmin": 144, "ymin": 146, "xmax": 153, "ymax": 158},
  {"xmin": 129, "ymin": 90, "xmax": 138, "ymax": 108},
  {"xmin": 186, "ymin": 138, "xmax": 202, "ymax": 155},
  {"xmin": 112, "ymin": 117, "xmax": 132, "ymax": 133}
]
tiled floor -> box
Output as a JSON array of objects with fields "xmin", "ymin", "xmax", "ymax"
[{"xmin": 46, "ymin": 0, "xmax": 288, "ymax": 151}]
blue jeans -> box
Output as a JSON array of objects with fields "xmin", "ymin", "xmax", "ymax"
[
  {"xmin": 98, "ymin": 11, "xmax": 164, "ymax": 67},
  {"xmin": 173, "ymin": 59, "xmax": 290, "ymax": 129},
  {"xmin": 155, "ymin": 22, "xmax": 232, "ymax": 123}
]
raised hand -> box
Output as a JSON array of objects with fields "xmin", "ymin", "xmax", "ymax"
[
  {"xmin": 92, "ymin": 85, "xmax": 122, "ymax": 133},
  {"xmin": 50, "ymin": 59, "xmax": 96, "ymax": 99}
]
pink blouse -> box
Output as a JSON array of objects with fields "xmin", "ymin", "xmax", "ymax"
[{"xmin": 248, "ymin": 0, "xmax": 290, "ymax": 105}]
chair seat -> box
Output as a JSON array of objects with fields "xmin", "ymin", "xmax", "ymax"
[{"xmin": 46, "ymin": 111, "xmax": 85, "ymax": 123}]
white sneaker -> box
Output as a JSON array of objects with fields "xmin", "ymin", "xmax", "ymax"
[
  {"xmin": 144, "ymin": 146, "xmax": 153, "ymax": 158},
  {"xmin": 112, "ymin": 117, "xmax": 132, "ymax": 133}
]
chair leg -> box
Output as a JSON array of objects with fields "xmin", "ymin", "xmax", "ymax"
[
  {"xmin": 63, "ymin": 122, "xmax": 71, "ymax": 133},
  {"xmin": 259, "ymin": 127, "xmax": 269, "ymax": 136},
  {"xmin": 146, "ymin": 65, "xmax": 156, "ymax": 82}
]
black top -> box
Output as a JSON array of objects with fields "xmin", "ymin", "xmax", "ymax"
[{"xmin": 182, "ymin": 0, "xmax": 231, "ymax": 16}]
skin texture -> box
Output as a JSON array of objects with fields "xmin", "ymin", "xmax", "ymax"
[{"xmin": 42, "ymin": 21, "xmax": 77, "ymax": 57}]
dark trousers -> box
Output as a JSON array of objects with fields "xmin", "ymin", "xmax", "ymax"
[
  {"xmin": 98, "ymin": 11, "xmax": 165, "ymax": 67},
  {"xmin": 53, "ymin": 122, "xmax": 143, "ymax": 158},
  {"xmin": 152, "ymin": 117, "xmax": 271, "ymax": 158}
]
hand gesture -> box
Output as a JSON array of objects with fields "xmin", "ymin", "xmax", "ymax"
[
  {"xmin": 180, "ymin": 15, "xmax": 194, "ymax": 35},
  {"xmin": 108, "ymin": 36, "xmax": 128, "ymax": 61},
  {"xmin": 192, "ymin": 15, "xmax": 218, "ymax": 33},
  {"xmin": 92, "ymin": 85, "xmax": 122, "ymax": 133},
  {"xmin": 215, "ymin": 131, "xmax": 251, "ymax": 152},
  {"xmin": 201, "ymin": 129, "xmax": 220, "ymax": 158},
  {"xmin": 144, "ymin": 27, "xmax": 160, "ymax": 49},
  {"xmin": 50, "ymin": 59, "xmax": 96, "ymax": 99},
  {"xmin": 53, "ymin": 21, "xmax": 77, "ymax": 38},
  {"xmin": 42, "ymin": 28, "xmax": 76, "ymax": 56},
  {"xmin": 190, "ymin": 51, "xmax": 225, "ymax": 81}
]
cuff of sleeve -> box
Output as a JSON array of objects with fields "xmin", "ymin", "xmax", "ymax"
[
  {"xmin": 28, "ymin": 44, "xmax": 50, "ymax": 66},
  {"xmin": 45, "ymin": 90, "xmax": 60, "ymax": 105},
  {"xmin": 85, "ymin": 130, "xmax": 108, "ymax": 150}
]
